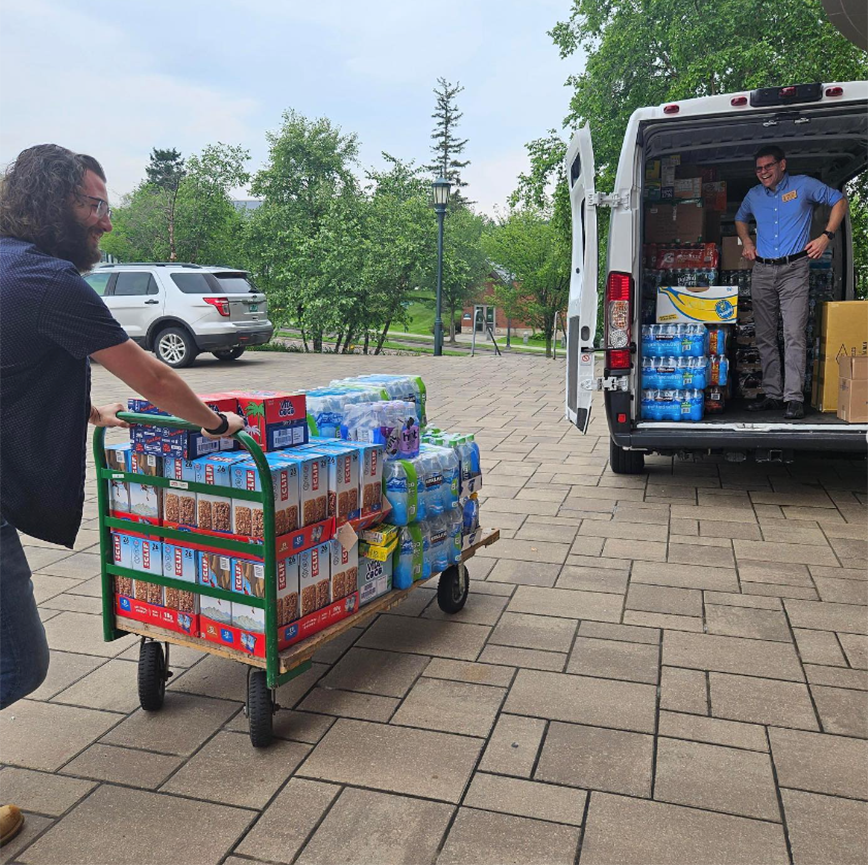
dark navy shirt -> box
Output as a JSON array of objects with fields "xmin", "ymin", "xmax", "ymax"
[
  {"xmin": 1, "ymin": 237, "xmax": 128, "ymax": 546},
  {"xmin": 735, "ymin": 173, "xmax": 844, "ymax": 258}
]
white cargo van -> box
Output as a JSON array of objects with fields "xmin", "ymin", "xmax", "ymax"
[{"xmin": 565, "ymin": 81, "xmax": 868, "ymax": 473}]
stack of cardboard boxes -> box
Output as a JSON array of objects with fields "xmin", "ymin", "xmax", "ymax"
[{"xmin": 811, "ymin": 301, "xmax": 868, "ymax": 418}]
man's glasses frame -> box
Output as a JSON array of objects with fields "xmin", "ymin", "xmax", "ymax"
[
  {"xmin": 755, "ymin": 160, "xmax": 780, "ymax": 175},
  {"xmin": 77, "ymin": 193, "xmax": 112, "ymax": 219}
]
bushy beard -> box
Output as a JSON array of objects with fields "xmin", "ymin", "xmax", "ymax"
[{"xmin": 55, "ymin": 210, "xmax": 102, "ymax": 273}]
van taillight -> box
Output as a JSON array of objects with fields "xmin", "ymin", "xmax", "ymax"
[
  {"xmin": 204, "ymin": 297, "xmax": 230, "ymax": 317},
  {"xmin": 605, "ymin": 272, "xmax": 633, "ymax": 371},
  {"xmin": 731, "ymin": 96, "xmax": 748, "ymax": 106},
  {"xmin": 663, "ymin": 104, "xmax": 680, "ymax": 115},
  {"xmin": 825, "ymin": 86, "xmax": 843, "ymax": 97}
]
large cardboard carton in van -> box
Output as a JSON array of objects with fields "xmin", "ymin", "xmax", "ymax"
[
  {"xmin": 837, "ymin": 356, "xmax": 868, "ymax": 423},
  {"xmin": 644, "ymin": 200, "xmax": 707, "ymax": 244},
  {"xmin": 811, "ymin": 302, "xmax": 868, "ymax": 412}
]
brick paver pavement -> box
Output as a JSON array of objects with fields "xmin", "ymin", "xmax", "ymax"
[{"xmin": 2, "ymin": 351, "xmax": 866, "ymax": 865}]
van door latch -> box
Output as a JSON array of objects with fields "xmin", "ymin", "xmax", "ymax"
[
  {"xmin": 587, "ymin": 191, "xmax": 631, "ymax": 209},
  {"xmin": 586, "ymin": 377, "xmax": 629, "ymax": 392}
]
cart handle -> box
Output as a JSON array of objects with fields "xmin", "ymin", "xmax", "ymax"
[{"xmin": 117, "ymin": 410, "xmax": 261, "ymax": 454}]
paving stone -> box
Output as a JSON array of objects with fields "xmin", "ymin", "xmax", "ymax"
[
  {"xmin": 235, "ymin": 778, "xmax": 341, "ymax": 863},
  {"xmin": 0, "ymin": 767, "xmax": 96, "ymax": 816},
  {"xmin": 504, "ymin": 669, "xmax": 656, "ymax": 733},
  {"xmin": 710, "ymin": 672, "xmax": 819, "ymax": 730},
  {"xmin": 515, "ymin": 522, "xmax": 579, "ymax": 544},
  {"xmin": 568, "ymin": 535, "xmax": 606, "ymax": 557},
  {"xmin": 654, "ymin": 737, "xmax": 780, "ymax": 821},
  {"xmin": 506, "ymin": 585, "xmax": 622, "ymax": 622},
  {"xmin": 477, "ymin": 645, "xmax": 566, "ymax": 671},
  {"xmin": 743, "ymin": 581, "xmax": 819, "ymax": 600},
  {"xmin": 663, "ymin": 631, "xmax": 804, "ymax": 681},
  {"xmin": 438, "ymin": 807, "xmax": 580, "ymax": 865},
  {"xmin": 580, "ymin": 792, "xmax": 789, "ymax": 865},
  {"xmin": 318, "ymin": 647, "xmax": 429, "ymax": 697},
  {"xmin": 660, "ymin": 667, "xmax": 708, "ymax": 715},
  {"xmin": 298, "ymin": 718, "xmax": 482, "ymax": 803},
  {"xmin": 391, "ymin": 677, "xmax": 505, "ymax": 737},
  {"xmin": 769, "ymin": 727, "xmax": 868, "ymax": 799},
  {"xmin": 0, "ymin": 699, "xmax": 121, "ymax": 772},
  {"xmin": 464, "ymin": 773, "xmax": 587, "ymax": 825},
  {"xmin": 793, "ymin": 628, "xmax": 848, "ymax": 666},
  {"xmin": 424, "ymin": 591, "xmax": 509, "ymax": 626},
  {"xmin": 39, "ymin": 591, "xmax": 103, "ymax": 614},
  {"xmin": 759, "ymin": 521, "xmax": 831, "ymax": 546},
  {"xmin": 699, "ymin": 520, "xmax": 763, "ymax": 540},
  {"xmin": 486, "ymin": 559, "xmax": 561, "ymax": 587},
  {"xmin": 296, "ymin": 787, "xmax": 454, "ymax": 865},
  {"xmin": 811, "ymin": 684, "xmax": 868, "ymax": 737},
  {"xmin": 577, "ymin": 621, "xmax": 660, "ymax": 644},
  {"xmin": 751, "ymin": 489, "xmax": 835, "ymax": 507},
  {"xmin": 839, "ymin": 633, "xmax": 868, "ymax": 669},
  {"xmin": 782, "ymin": 789, "xmax": 868, "ymax": 865},
  {"xmin": 357, "ymin": 615, "xmax": 491, "ymax": 661},
  {"xmin": 658, "ymin": 711, "xmax": 768, "ymax": 752},
  {"xmin": 577, "ymin": 521, "xmax": 668, "ymax": 542},
  {"xmin": 668, "ymin": 543, "xmax": 736, "ymax": 568},
  {"xmin": 51, "ymin": 658, "xmax": 141, "ymax": 713},
  {"xmin": 309, "ymin": 626, "xmax": 363, "ymax": 664},
  {"xmin": 482, "ymin": 500, "xmax": 562, "ymax": 518},
  {"xmin": 20, "ymin": 546, "xmax": 75, "ymax": 570},
  {"xmin": 101, "ymin": 692, "xmax": 240, "ymax": 756},
  {"xmin": 830, "ymin": 536, "xmax": 868, "ymax": 560},
  {"xmin": 31, "ymin": 574, "xmax": 86, "ymax": 604},
  {"xmin": 535, "ymin": 721, "xmax": 653, "ymax": 796},
  {"xmin": 602, "ymin": 538, "xmax": 668, "ymax": 562},
  {"xmin": 34, "ymin": 552, "xmax": 101, "ymax": 580},
  {"xmin": 631, "ymin": 560, "xmax": 739, "ymax": 592},
  {"xmin": 479, "ymin": 714, "xmax": 546, "ymax": 778},
  {"xmin": 565, "ymin": 554, "xmax": 631, "ymax": 572},
  {"xmin": 703, "ymin": 591, "xmax": 781, "ymax": 610},
  {"xmin": 626, "ymin": 584, "xmax": 702, "ymax": 617},
  {"xmin": 670, "ymin": 517, "xmax": 699, "ymax": 536},
  {"xmin": 298, "ymin": 687, "xmax": 400, "ymax": 722},
  {"xmin": 27, "ymin": 651, "xmax": 105, "ymax": 701},
  {"xmin": 623, "ymin": 610, "xmax": 704, "ymax": 632},
  {"xmin": 40, "ymin": 611, "xmax": 137, "ymax": 658},
  {"xmin": 670, "ymin": 504, "xmax": 760, "ymax": 524},
  {"xmin": 704, "ymin": 604, "xmax": 792, "ymax": 642},
  {"xmin": 810, "ymin": 565, "xmax": 868, "ymax": 582},
  {"xmin": 785, "ymin": 600, "xmax": 868, "ymax": 635},
  {"xmin": 669, "ymin": 534, "xmax": 733, "ymax": 548},
  {"xmin": 805, "ymin": 664, "xmax": 868, "ymax": 690},
  {"xmin": 17, "ymin": 784, "xmax": 253, "ymax": 865},
  {"xmin": 490, "ymin": 612, "xmax": 577, "ymax": 653},
  {"xmin": 384, "ymin": 587, "xmax": 436, "ymax": 617},
  {"xmin": 555, "ymin": 566, "xmax": 628, "ymax": 594},
  {"xmin": 59, "ymin": 743, "xmax": 184, "ymax": 790},
  {"xmin": 422, "ymin": 658, "xmax": 514, "ymax": 687},
  {"xmin": 738, "ymin": 560, "xmax": 815, "ymax": 586},
  {"xmin": 566, "ymin": 637, "xmax": 659, "ymax": 684},
  {"xmin": 735, "ymin": 539, "xmax": 838, "ymax": 566},
  {"xmin": 814, "ymin": 576, "xmax": 868, "ymax": 605}
]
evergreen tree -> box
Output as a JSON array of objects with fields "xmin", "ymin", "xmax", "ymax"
[
  {"xmin": 424, "ymin": 77, "xmax": 471, "ymax": 202},
  {"xmin": 143, "ymin": 148, "xmax": 186, "ymax": 261}
]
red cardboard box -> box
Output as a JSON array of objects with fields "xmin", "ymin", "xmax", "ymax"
[
  {"xmin": 654, "ymin": 244, "xmax": 719, "ymax": 270},
  {"xmin": 226, "ymin": 391, "xmax": 308, "ymax": 451},
  {"xmin": 116, "ymin": 594, "xmax": 199, "ymax": 637}
]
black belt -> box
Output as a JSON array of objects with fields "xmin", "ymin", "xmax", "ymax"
[{"xmin": 755, "ymin": 250, "xmax": 808, "ymax": 265}]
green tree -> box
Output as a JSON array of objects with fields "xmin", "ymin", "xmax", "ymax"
[
  {"xmin": 145, "ymin": 147, "xmax": 185, "ymax": 260},
  {"xmin": 246, "ymin": 110, "xmax": 361, "ymax": 350},
  {"xmin": 424, "ymin": 77, "xmax": 472, "ymax": 204},
  {"xmin": 483, "ymin": 207, "xmax": 570, "ymax": 357}
]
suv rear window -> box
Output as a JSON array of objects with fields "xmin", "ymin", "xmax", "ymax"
[{"xmin": 171, "ymin": 272, "xmax": 255, "ymax": 294}]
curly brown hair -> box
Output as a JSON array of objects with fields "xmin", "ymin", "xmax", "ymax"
[{"xmin": 0, "ymin": 144, "xmax": 106, "ymax": 262}]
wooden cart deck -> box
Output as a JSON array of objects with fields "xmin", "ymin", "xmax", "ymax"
[{"xmin": 115, "ymin": 528, "xmax": 499, "ymax": 677}]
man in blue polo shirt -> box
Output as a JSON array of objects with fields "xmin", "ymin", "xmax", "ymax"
[{"xmin": 735, "ymin": 145, "xmax": 847, "ymax": 419}]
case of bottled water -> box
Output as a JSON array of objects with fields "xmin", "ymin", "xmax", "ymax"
[
  {"xmin": 641, "ymin": 357, "xmax": 708, "ymax": 390},
  {"xmin": 331, "ymin": 375, "xmax": 427, "ymax": 425},
  {"xmin": 341, "ymin": 401, "xmax": 419, "ymax": 460},
  {"xmin": 640, "ymin": 389, "xmax": 705, "ymax": 421}
]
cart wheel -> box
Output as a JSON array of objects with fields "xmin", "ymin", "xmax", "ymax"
[
  {"xmin": 138, "ymin": 640, "xmax": 167, "ymax": 711},
  {"xmin": 247, "ymin": 669, "xmax": 274, "ymax": 748},
  {"xmin": 437, "ymin": 563, "xmax": 469, "ymax": 614}
]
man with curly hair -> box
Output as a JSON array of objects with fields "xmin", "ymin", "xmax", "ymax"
[{"xmin": 0, "ymin": 145, "xmax": 245, "ymax": 844}]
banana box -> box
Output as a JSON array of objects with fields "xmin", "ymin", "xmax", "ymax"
[{"xmin": 656, "ymin": 285, "xmax": 738, "ymax": 324}]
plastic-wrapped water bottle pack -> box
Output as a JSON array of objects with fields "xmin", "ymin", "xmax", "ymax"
[
  {"xmin": 330, "ymin": 374, "xmax": 427, "ymax": 425},
  {"xmin": 341, "ymin": 401, "xmax": 420, "ymax": 460},
  {"xmin": 392, "ymin": 509, "xmax": 463, "ymax": 589}
]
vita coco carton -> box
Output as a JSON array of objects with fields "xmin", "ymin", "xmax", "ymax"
[
  {"xmin": 298, "ymin": 541, "xmax": 331, "ymax": 619},
  {"xmin": 358, "ymin": 540, "xmax": 394, "ymax": 606},
  {"xmin": 193, "ymin": 453, "xmax": 246, "ymax": 535},
  {"xmin": 230, "ymin": 455, "xmax": 300, "ymax": 540},
  {"xmin": 277, "ymin": 554, "xmax": 300, "ymax": 626},
  {"xmin": 305, "ymin": 440, "xmax": 361, "ymax": 524},
  {"xmin": 227, "ymin": 391, "xmax": 308, "ymax": 451},
  {"xmin": 329, "ymin": 537, "xmax": 359, "ymax": 602}
]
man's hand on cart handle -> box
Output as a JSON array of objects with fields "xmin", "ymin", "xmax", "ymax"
[
  {"xmin": 89, "ymin": 402, "xmax": 130, "ymax": 429},
  {"xmin": 201, "ymin": 412, "xmax": 246, "ymax": 440}
]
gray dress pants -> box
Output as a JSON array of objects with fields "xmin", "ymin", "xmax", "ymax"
[{"xmin": 750, "ymin": 258, "xmax": 810, "ymax": 403}]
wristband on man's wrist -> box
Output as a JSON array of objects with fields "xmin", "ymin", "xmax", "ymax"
[
  {"xmin": 823, "ymin": 230, "xmax": 835, "ymax": 240},
  {"xmin": 204, "ymin": 412, "xmax": 229, "ymax": 435}
]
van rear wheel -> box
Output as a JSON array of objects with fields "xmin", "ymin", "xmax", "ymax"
[{"xmin": 609, "ymin": 439, "xmax": 645, "ymax": 474}]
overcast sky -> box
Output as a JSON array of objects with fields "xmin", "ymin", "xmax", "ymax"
[{"xmin": 0, "ymin": 0, "xmax": 585, "ymax": 216}]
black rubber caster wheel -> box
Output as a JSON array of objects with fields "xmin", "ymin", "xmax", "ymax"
[
  {"xmin": 247, "ymin": 669, "xmax": 274, "ymax": 748},
  {"xmin": 437, "ymin": 563, "xmax": 469, "ymax": 614},
  {"xmin": 138, "ymin": 639, "xmax": 168, "ymax": 711}
]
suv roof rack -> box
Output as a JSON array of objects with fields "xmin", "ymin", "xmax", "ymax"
[{"xmin": 97, "ymin": 262, "xmax": 203, "ymax": 268}]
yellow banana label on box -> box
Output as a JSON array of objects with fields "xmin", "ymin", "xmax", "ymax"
[{"xmin": 658, "ymin": 287, "xmax": 736, "ymax": 322}]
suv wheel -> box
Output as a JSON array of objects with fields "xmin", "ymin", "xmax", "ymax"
[
  {"xmin": 154, "ymin": 327, "xmax": 197, "ymax": 369},
  {"xmin": 609, "ymin": 439, "xmax": 645, "ymax": 474},
  {"xmin": 212, "ymin": 347, "xmax": 245, "ymax": 361}
]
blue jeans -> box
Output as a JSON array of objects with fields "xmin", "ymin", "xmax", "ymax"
[{"xmin": 1, "ymin": 519, "xmax": 50, "ymax": 709}]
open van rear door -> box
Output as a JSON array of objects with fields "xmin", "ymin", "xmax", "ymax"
[{"xmin": 564, "ymin": 124, "xmax": 598, "ymax": 433}]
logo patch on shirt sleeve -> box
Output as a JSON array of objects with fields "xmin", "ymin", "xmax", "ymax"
[{"xmin": 782, "ymin": 190, "xmax": 798, "ymax": 202}]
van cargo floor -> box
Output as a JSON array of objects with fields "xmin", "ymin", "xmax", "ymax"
[{"xmin": 699, "ymin": 400, "xmax": 843, "ymax": 425}]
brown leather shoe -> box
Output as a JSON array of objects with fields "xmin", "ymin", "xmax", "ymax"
[{"xmin": 0, "ymin": 805, "xmax": 24, "ymax": 847}]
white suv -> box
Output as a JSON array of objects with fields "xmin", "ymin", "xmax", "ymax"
[{"xmin": 83, "ymin": 262, "xmax": 274, "ymax": 368}]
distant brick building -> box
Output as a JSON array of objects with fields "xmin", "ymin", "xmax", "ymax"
[{"xmin": 462, "ymin": 273, "xmax": 534, "ymax": 337}]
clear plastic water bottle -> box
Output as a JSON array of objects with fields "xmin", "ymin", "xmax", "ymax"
[
  {"xmin": 437, "ymin": 447, "xmax": 460, "ymax": 511},
  {"xmin": 448, "ymin": 506, "xmax": 463, "ymax": 564},
  {"xmin": 427, "ymin": 514, "xmax": 451, "ymax": 574},
  {"xmin": 394, "ymin": 525, "xmax": 427, "ymax": 589},
  {"xmin": 419, "ymin": 448, "xmax": 444, "ymax": 518},
  {"xmin": 384, "ymin": 458, "xmax": 426, "ymax": 525}
]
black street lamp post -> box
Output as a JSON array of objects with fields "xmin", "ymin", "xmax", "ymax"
[{"xmin": 432, "ymin": 176, "xmax": 451, "ymax": 357}]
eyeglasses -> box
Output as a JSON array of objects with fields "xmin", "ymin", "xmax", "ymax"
[
  {"xmin": 755, "ymin": 161, "xmax": 779, "ymax": 175},
  {"xmin": 77, "ymin": 193, "xmax": 112, "ymax": 219}
]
